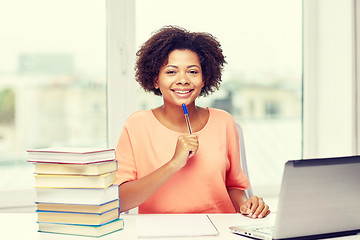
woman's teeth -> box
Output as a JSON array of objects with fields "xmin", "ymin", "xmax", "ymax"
[{"xmin": 174, "ymin": 90, "xmax": 191, "ymax": 94}]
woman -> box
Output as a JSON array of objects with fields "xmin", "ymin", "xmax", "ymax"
[{"xmin": 115, "ymin": 26, "xmax": 270, "ymax": 218}]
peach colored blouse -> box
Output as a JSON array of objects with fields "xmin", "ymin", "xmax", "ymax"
[{"xmin": 115, "ymin": 107, "xmax": 249, "ymax": 213}]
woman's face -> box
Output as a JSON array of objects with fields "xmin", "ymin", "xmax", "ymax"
[{"xmin": 154, "ymin": 49, "xmax": 204, "ymax": 107}]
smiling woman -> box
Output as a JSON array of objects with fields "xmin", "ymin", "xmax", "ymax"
[{"xmin": 114, "ymin": 26, "xmax": 270, "ymax": 218}]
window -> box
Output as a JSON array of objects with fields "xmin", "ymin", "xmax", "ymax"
[
  {"xmin": 134, "ymin": 0, "xmax": 302, "ymax": 195},
  {"xmin": 2, "ymin": 0, "xmax": 357, "ymax": 211},
  {"xmin": 0, "ymin": 1, "xmax": 106, "ymax": 203}
]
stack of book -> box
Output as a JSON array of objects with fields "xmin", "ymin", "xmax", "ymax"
[{"xmin": 27, "ymin": 147, "xmax": 124, "ymax": 237}]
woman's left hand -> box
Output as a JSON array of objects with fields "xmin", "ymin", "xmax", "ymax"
[{"xmin": 239, "ymin": 196, "xmax": 270, "ymax": 219}]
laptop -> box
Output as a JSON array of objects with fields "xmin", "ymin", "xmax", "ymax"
[{"xmin": 229, "ymin": 155, "xmax": 360, "ymax": 240}]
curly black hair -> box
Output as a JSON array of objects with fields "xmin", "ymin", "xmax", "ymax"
[{"xmin": 135, "ymin": 26, "xmax": 227, "ymax": 97}]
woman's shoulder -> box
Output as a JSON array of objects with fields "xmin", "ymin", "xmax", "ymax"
[
  {"xmin": 125, "ymin": 110, "xmax": 153, "ymax": 127},
  {"xmin": 127, "ymin": 109, "xmax": 151, "ymax": 119},
  {"xmin": 208, "ymin": 107, "xmax": 235, "ymax": 122}
]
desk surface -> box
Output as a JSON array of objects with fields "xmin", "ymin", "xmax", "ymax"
[{"xmin": 1, "ymin": 213, "xmax": 359, "ymax": 240}]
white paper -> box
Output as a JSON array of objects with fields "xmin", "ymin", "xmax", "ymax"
[{"xmin": 136, "ymin": 214, "xmax": 219, "ymax": 238}]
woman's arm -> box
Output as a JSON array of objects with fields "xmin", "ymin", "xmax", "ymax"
[
  {"xmin": 119, "ymin": 159, "xmax": 179, "ymax": 212},
  {"xmin": 228, "ymin": 189, "xmax": 270, "ymax": 218},
  {"xmin": 119, "ymin": 134, "xmax": 199, "ymax": 212}
]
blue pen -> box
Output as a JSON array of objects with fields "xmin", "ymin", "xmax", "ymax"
[{"xmin": 182, "ymin": 104, "xmax": 192, "ymax": 134}]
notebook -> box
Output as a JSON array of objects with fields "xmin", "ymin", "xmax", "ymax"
[
  {"xmin": 136, "ymin": 214, "xmax": 218, "ymax": 238},
  {"xmin": 230, "ymin": 155, "xmax": 360, "ymax": 240}
]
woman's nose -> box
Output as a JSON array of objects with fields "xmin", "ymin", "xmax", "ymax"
[{"xmin": 176, "ymin": 72, "xmax": 190, "ymax": 85}]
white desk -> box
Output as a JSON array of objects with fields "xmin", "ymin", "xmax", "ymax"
[{"xmin": 1, "ymin": 213, "xmax": 359, "ymax": 240}]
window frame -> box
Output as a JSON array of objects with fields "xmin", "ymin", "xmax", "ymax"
[
  {"xmin": 355, "ymin": 0, "xmax": 360, "ymax": 154},
  {"xmin": 106, "ymin": 0, "xmax": 136, "ymax": 149}
]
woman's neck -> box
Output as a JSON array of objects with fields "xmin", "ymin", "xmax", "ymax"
[{"xmin": 152, "ymin": 103, "xmax": 209, "ymax": 133}]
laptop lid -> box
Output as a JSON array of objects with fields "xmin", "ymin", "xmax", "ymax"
[{"xmin": 273, "ymin": 155, "xmax": 360, "ymax": 239}]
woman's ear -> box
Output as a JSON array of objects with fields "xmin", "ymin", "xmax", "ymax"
[{"xmin": 153, "ymin": 78, "xmax": 159, "ymax": 89}]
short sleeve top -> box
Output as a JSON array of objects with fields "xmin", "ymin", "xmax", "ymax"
[{"xmin": 115, "ymin": 107, "xmax": 249, "ymax": 213}]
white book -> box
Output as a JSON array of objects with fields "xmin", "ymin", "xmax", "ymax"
[
  {"xmin": 38, "ymin": 218, "xmax": 124, "ymax": 237},
  {"xmin": 34, "ymin": 172, "xmax": 115, "ymax": 188},
  {"xmin": 36, "ymin": 199, "xmax": 120, "ymax": 214},
  {"xmin": 34, "ymin": 160, "xmax": 117, "ymax": 175},
  {"xmin": 37, "ymin": 208, "xmax": 119, "ymax": 225},
  {"xmin": 36, "ymin": 184, "xmax": 119, "ymax": 205},
  {"xmin": 27, "ymin": 147, "xmax": 115, "ymax": 164}
]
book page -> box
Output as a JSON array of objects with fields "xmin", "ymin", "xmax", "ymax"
[{"xmin": 136, "ymin": 214, "xmax": 218, "ymax": 238}]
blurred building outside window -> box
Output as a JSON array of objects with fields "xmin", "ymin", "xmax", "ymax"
[{"xmin": 0, "ymin": 1, "xmax": 107, "ymax": 192}]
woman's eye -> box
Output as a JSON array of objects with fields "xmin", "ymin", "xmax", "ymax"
[
  {"xmin": 189, "ymin": 70, "xmax": 199, "ymax": 74},
  {"xmin": 166, "ymin": 70, "xmax": 176, "ymax": 74}
]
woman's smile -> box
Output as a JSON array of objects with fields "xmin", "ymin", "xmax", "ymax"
[{"xmin": 171, "ymin": 88, "xmax": 194, "ymax": 98}]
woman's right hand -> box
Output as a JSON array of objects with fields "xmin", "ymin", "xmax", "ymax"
[{"xmin": 171, "ymin": 134, "xmax": 199, "ymax": 169}]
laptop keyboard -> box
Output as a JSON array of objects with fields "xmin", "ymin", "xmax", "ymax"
[{"xmin": 254, "ymin": 226, "xmax": 275, "ymax": 235}]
